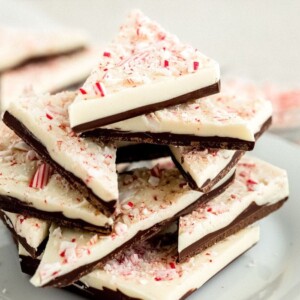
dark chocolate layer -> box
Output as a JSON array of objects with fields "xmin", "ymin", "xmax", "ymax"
[
  {"xmin": 44, "ymin": 172, "xmax": 235, "ymax": 288},
  {"xmin": 0, "ymin": 195, "xmax": 111, "ymax": 234},
  {"xmin": 116, "ymin": 143, "xmax": 170, "ymax": 164},
  {"xmin": 19, "ymin": 255, "xmax": 40, "ymax": 276},
  {"xmin": 73, "ymin": 81, "xmax": 220, "ymax": 133},
  {"xmin": 178, "ymin": 197, "xmax": 288, "ymax": 262},
  {"xmin": 0, "ymin": 210, "xmax": 48, "ymax": 258},
  {"xmin": 171, "ymin": 149, "xmax": 244, "ymax": 192},
  {"xmin": 82, "ymin": 117, "xmax": 272, "ymax": 151},
  {"xmin": 2, "ymin": 111, "xmax": 116, "ymax": 216}
]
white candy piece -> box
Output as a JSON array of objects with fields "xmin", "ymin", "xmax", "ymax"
[{"xmin": 178, "ymin": 156, "xmax": 289, "ymax": 254}]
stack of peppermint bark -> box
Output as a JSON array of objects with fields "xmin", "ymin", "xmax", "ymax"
[{"xmin": 0, "ymin": 10, "xmax": 289, "ymax": 300}]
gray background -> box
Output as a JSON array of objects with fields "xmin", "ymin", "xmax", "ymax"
[{"xmin": 1, "ymin": 0, "xmax": 300, "ymax": 84}]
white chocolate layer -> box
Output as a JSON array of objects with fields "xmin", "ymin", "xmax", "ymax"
[
  {"xmin": 104, "ymin": 92, "xmax": 272, "ymax": 142},
  {"xmin": 2, "ymin": 210, "xmax": 50, "ymax": 251},
  {"xmin": 30, "ymin": 166, "xmax": 220, "ymax": 287},
  {"xmin": 1, "ymin": 48, "xmax": 100, "ymax": 112},
  {"xmin": 170, "ymin": 146, "xmax": 240, "ymax": 190},
  {"xmin": 0, "ymin": 27, "xmax": 88, "ymax": 72},
  {"xmin": 7, "ymin": 92, "xmax": 118, "ymax": 203},
  {"xmin": 178, "ymin": 156, "xmax": 289, "ymax": 253},
  {"xmin": 0, "ymin": 123, "xmax": 113, "ymax": 227},
  {"xmin": 79, "ymin": 226, "xmax": 259, "ymax": 300},
  {"xmin": 69, "ymin": 10, "xmax": 219, "ymax": 129}
]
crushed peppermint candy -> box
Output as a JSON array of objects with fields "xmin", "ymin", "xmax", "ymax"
[
  {"xmin": 148, "ymin": 175, "xmax": 160, "ymax": 187},
  {"xmin": 114, "ymin": 222, "xmax": 128, "ymax": 236},
  {"xmin": 150, "ymin": 164, "xmax": 161, "ymax": 178},
  {"xmin": 29, "ymin": 163, "xmax": 53, "ymax": 189},
  {"xmin": 95, "ymin": 82, "xmax": 106, "ymax": 97},
  {"xmin": 46, "ymin": 113, "xmax": 53, "ymax": 120},
  {"xmin": 79, "ymin": 88, "xmax": 87, "ymax": 95},
  {"xmin": 75, "ymin": 10, "xmax": 215, "ymax": 100},
  {"xmin": 26, "ymin": 149, "xmax": 38, "ymax": 161}
]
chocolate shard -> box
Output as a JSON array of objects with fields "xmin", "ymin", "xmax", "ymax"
[
  {"xmin": 0, "ymin": 123, "xmax": 114, "ymax": 233},
  {"xmin": 170, "ymin": 147, "xmax": 244, "ymax": 192},
  {"xmin": 3, "ymin": 91, "xmax": 119, "ymax": 216},
  {"xmin": 177, "ymin": 156, "xmax": 289, "ymax": 262},
  {"xmin": 179, "ymin": 199, "xmax": 287, "ymax": 262},
  {"xmin": 69, "ymin": 10, "xmax": 220, "ymax": 131},
  {"xmin": 0, "ymin": 210, "xmax": 49, "ymax": 258}
]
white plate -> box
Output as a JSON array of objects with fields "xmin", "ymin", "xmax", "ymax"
[{"xmin": 0, "ymin": 133, "xmax": 299, "ymax": 300}]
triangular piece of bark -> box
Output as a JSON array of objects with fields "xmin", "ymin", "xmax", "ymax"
[
  {"xmin": 69, "ymin": 10, "xmax": 220, "ymax": 132},
  {"xmin": 0, "ymin": 123, "xmax": 113, "ymax": 233},
  {"xmin": 178, "ymin": 156, "xmax": 289, "ymax": 261},
  {"xmin": 3, "ymin": 92, "xmax": 118, "ymax": 215}
]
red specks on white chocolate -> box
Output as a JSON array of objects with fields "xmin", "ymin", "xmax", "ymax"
[
  {"xmin": 76, "ymin": 10, "xmax": 215, "ymax": 100},
  {"xmin": 59, "ymin": 241, "xmax": 77, "ymax": 264},
  {"xmin": 102, "ymin": 240, "xmax": 182, "ymax": 282},
  {"xmin": 38, "ymin": 262, "xmax": 62, "ymax": 283}
]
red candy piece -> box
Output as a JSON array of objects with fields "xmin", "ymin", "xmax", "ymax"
[{"xmin": 29, "ymin": 163, "xmax": 53, "ymax": 189}]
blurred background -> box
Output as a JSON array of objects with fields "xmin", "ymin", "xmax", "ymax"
[{"xmin": 1, "ymin": 0, "xmax": 300, "ymax": 142}]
